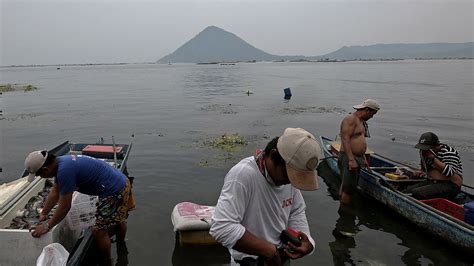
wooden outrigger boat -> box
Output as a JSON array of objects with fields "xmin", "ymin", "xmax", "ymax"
[
  {"xmin": 0, "ymin": 138, "xmax": 133, "ymax": 265},
  {"xmin": 319, "ymin": 136, "xmax": 474, "ymax": 253}
]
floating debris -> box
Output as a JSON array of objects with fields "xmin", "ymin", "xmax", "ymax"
[
  {"xmin": 24, "ymin": 85, "xmax": 38, "ymax": 92},
  {"xmin": 0, "ymin": 84, "xmax": 15, "ymax": 93},
  {"xmin": 283, "ymin": 87, "xmax": 292, "ymax": 100},
  {"xmin": 281, "ymin": 106, "xmax": 346, "ymax": 115},
  {"xmin": 203, "ymin": 133, "xmax": 248, "ymax": 153},
  {"xmin": 198, "ymin": 160, "xmax": 209, "ymax": 167},
  {"xmin": 0, "ymin": 83, "xmax": 38, "ymax": 93},
  {"xmin": 1, "ymin": 112, "xmax": 41, "ymax": 121},
  {"xmin": 200, "ymin": 104, "xmax": 237, "ymax": 114}
]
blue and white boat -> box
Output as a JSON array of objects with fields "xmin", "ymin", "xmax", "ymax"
[{"xmin": 319, "ymin": 136, "xmax": 474, "ymax": 253}]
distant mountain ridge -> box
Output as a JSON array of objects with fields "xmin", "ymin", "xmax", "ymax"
[
  {"xmin": 157, "ymin": 26, "xmax": 474, "ymax": 63},
  {"xmin": 317, "ymin": 42, "xmax": 474, "ymax": 60}
]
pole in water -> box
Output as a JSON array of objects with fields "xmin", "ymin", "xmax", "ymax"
[{"xmin": 112, "ymin": 136, "xmax": 118, "ymax": 168}]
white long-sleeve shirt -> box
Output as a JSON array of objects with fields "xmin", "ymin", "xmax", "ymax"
[{"xmin": 210, "ymin": 156, "xmax": 315, "ymax": 261}]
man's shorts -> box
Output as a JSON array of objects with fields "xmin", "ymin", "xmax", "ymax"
[
  {"xmin": 94, "ymin": 178, "xmax": 135, "ymax": 230},
  {"xmin": 338, "ymin": 152, "xmax": 366, "ymax": 195}
]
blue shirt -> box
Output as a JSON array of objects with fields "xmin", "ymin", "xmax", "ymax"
[{"xmin": 55, "ymin": 155, "xmax": 126, "ymax": 197}]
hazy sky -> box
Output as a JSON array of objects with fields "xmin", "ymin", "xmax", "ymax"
[{"xmin": 1, "ymin": 0, "xmax": 473, "ymax": 65}]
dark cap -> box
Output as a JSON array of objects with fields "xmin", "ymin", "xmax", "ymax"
[{"xmin": 414, "ymin": 132, "xmax": 440, "ymax": 150}]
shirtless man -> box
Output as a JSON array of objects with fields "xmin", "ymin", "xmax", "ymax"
[
  {"xmin": 338, "ymin": 99, "xmax": 380, "ymax": 205},
  {"xmin": 404, "ymin": 132, "xmax": 463, "ymax": 199}
]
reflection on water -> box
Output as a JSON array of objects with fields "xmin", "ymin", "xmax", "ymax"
[
  {"xmin": 318, "ymin": 160, "xmax": 474, "ymax": 266},
  {"xmin": 172, "ymin": 238, "xmax": 230, "ymax": 266},
  {"xmin": 183, "ymin": 65, "xmax": 247, "ymax": 99}
]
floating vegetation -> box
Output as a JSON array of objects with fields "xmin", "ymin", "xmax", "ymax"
[
  {"xmin": 203, "ymin": 133, "xmax": 248, "ymax": 153},
  {"xmin": 198, "ymin": 159, "xmax": 210, "ymax": 167},
  {"xmin": 1, "ymin": 112, "xmax": 41, "ymax": 121},
  {"xmin": 0, "ymin": 83, "xmax": 38, "ymax": 93},
  {"xmin": 200, "ymin": 104, "xmax": 237, "ymax": 114},
  {"xmin": 195, "ymin": 133, "xmax": 249, "ymax": 167},
  {"xmin": 282, "ymin": 106, "xmax": 346, "ymax": 115},
  {"xmin": 197, "ymin": 153, "xmax": 240, "ymax": 168},
  {"xmin": 0, "ymin": 84, "xmax": 15, "ymax": 92},
  {"xmin": 24, "ymin": 85, "xmax": 38, "ymax": 92}
]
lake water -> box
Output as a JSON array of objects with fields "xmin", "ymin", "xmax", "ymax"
[{"xmin": 1, "ymin": 60, "xmax": 473, "ymax": 265}]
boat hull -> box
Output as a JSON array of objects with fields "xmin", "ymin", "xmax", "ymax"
[
  {"xmin": 0, "ymin": 140, "xmax": 133, "ymax": 265},
  {"xmin": 319, "ymin": 136, "xmax": 474, "ymax": 253}
]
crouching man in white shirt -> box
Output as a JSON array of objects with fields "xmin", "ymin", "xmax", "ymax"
[{"xmin": 210, "ymin": 128, "xmax": 320, "ymax": 265}]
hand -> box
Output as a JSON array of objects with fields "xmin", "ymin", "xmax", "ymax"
[
  {"xmin": 424, "ymin": 157, "xmax": 435, "ymax": 167},
  {"xmin": 39, "ymin": 213, "xmax": 48, "ymax": 222},
  {"xmin": 31, "ymin": 223, "xmax": 49, "ymax": 238},
  {"xmin": 413, "ymin": 170, "xmax": 426, "ymax": 178},
  {"xmin": 348, "ymin": 159, "xmax": 359, "ymax": 171},
  {"xmin": 283, "ymin": 232, "xmax": 313, "ymax": 260}
]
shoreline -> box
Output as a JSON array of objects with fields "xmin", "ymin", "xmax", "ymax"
[{"xmin": 1, "ymin": 58, "xmax": 473, "ymax": 69}]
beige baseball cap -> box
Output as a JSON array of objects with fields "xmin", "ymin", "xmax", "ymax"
[
  {"xmin": 24, "ymin": 150, "xmax": 48, "ymax": 182},
  {"xmin": 277, "ymin": 128, "xmax": 321, "ymax": 191},
  {"xmin": 353, "ymin": 99, "xmax": 380, "ymax": 111}
]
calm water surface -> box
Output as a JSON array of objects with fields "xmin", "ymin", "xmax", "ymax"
[{"xmin": 1, "ymin": 61, "xmax": 473, "ymax": 265}]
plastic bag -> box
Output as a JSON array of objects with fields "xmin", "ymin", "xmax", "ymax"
[
  {"xmin": 36, "ymin": 243, "xmax": 69, "ymax": 266},
  {"xmin": 65, "ymin": 191, "xmax": 98, "ymax": 230}
]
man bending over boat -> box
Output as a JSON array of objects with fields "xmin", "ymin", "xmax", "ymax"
[
  {"xmin": 404, "ymin": 132, "xmax": 463, "ymax": 200},
  {"xmin": 338, "ymin": 99, "xmax": 380, "ymax": 205},
  {"xmin": 25, "ymin": 151, "xmax": 135, "ymax": 265},
  {"xmin": 210, "ymin": 128, "xmax": 319, "ymax": 265}
]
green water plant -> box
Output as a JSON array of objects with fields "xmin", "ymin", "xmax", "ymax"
[
  {"xmin": 204, "ymin": 133, "xmax": 247, "ymax": 152},
  {"xmin": 0, "ymin": 84, "xmax": 15, "ymax": 92},
  {"xmin": 24, "ymin": 85, "xmax": 38, "ymax": 92},
  {"xmin": 0, "ymin": 83, "xmax": 38, "ymax": 93}
]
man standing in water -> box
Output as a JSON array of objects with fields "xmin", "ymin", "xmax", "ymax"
[
  {"xmin": 338, "ymin": 99, "xmax": 380, "ymax": 205},
  {"xmin": 25, "ymin": 151, "xmax": 134, "ymax": 265},
  {"xmin": 210, "ymin": 128, "xmax": 319, "ymax": 265}
]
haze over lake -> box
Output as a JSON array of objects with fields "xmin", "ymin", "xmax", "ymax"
[{"xmin": 1, "ymin": 60, "xmax": 473, "ymax": 265}]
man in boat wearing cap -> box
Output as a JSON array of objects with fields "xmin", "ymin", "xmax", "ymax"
[
  {"xmin": 404, "ymin": 132, "xmax": 463, "ymax": 199},
  {"xmin": 210, "ymin": 128, "xmax": 320, "ymax": 265},
  {"xmin": 24, "ymin": 151, "xmax": 134, "ymax": 265},
  {"xmin": 338, "ymin": 99, "xmax": 380, "ymax": 205}
]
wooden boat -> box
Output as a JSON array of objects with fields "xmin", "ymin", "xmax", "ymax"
[
  {"xmin": 0, "ymin": 138, "xmax": 133, "ymax": 265},
  {"xmin": 319, "ymin": 136, "xmax": 474, "ymax": 253}
]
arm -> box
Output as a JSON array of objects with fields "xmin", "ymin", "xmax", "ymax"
[
  {"xmin": 286, "ymin": 191, "xmax": 314, "ymax": 259},
  {"xmin": 32, "ymin": 192, "xmax": 72, "ymax": 237},
  {"xmin": 233, "ymin": 231, "xmax": 280, "ymax": 261},
  {"xmin": 340, "ymin": 116, "xmax": 358, "ymax": 171},
  {"xmin": 424, "ymin": 147, "xmax": 461, "ymax": 177},
  {"xmin": 39, "ymin": 182, "xmax": 60, "ymax": 221},
  {"xmin": 435, "ymin": 150, "xmax": 461, "ymax": 178},
  {"xmin": 210, "ymin": 173, "xmax": 279, "ymax": 261}
]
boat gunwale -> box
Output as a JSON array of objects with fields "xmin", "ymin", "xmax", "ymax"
[{"xmin": 318, "ymin": 136, "xmax": 474, "ymax": 233}]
